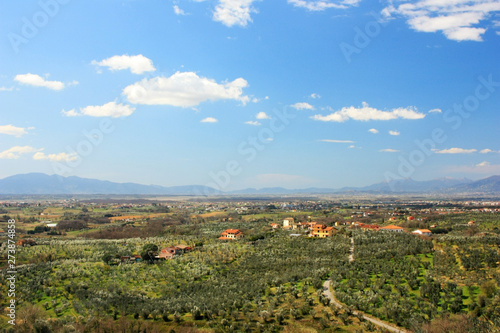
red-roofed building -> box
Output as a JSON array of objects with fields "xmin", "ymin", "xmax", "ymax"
[
  {"xmin": 219, "ymin": 229, "xmax": 243, "ymax": 240},
  {"xmin": 412, "ymin": 229, "xmax": 432, "ymax": 236},
  {"xmin": 380, "ymin": 225, "xmax": 404, "ymax": 232}
]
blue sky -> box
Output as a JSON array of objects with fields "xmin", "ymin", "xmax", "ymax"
[{"xmin": 0, "ymin": 0, "xmax": 499, "ymax": 190}]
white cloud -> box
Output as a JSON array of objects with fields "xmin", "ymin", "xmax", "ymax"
[
  {"xmin": 33, "ymin": 151, "xmax": 78, "ymax": 162},
  {"xmin": 389, "ymin": 130, "xmax": 400, "ymax": 136},
  {"xmin": 61, "ymin": 109, "xmax": 80, "ymax": 117},
  {"xmin": 92, "ymin": 54, "xmax": 156, "ymax": 75},
  {"xmin": 201, "ymin": 117, "xmax": 218, "ymax": 123},
  {"xmin": 383, "ymin": 0, "xmax": 500, "ymax": 41},
  {"xmin": 447, "ymin": 162, "xmax": 500, "ymax": 174},
  {"xmin": 0, "ymin": 125, "xmax": 28, "ymax": 137},
  {"xmin": 173, "ymin": 5, "xmax": 186, "ymax": 15},
  {"xmin": 123, "ymin": 72, "xmax": 249, "ymax": 107},
  {"xmin": 368, "ymin": 128, "xmax": 379, "ymax": 134},
  {"xmin": 0, "ymin": 146, "xmax": 40, "ymax": 159},
  {"xmin": 213, "ymin": 0, "xmax": 258, "ymax": 27},
  {"xmin": 429, "ymin": 108, "xmax": 442, "ymax": 113},
  {"xmin": 288, "ymin": 0, "xmax": 361, "ymax": 11},
  {"xmin": 256, "ymin": 111, "xmax": 271, "ymax": 119},
  {"xmin": 291, "ymin": 102, "xmax": 315, "ymax": 110},
  {"xmin": 319, "ymin": 139, "xmax": 354, "ymax": 143},
  {"xmin": 379, "ymin": 148, "xmax": 400, "ymax": 153},
  {"xmin": 63, "ymin": 102, "xmax": 135, "ymax": 118},
  {"xmin": 434, "ymin": 147, "xmax": 477, "ymax": 154},
  {"xmin": 480, "ymin": 148, "xmax": 495, "ymax": 153},
  {"xmin": 245, "ymin": 120, "xmax": 261, "ymax": 126},
  {"xmin": 14, "ymin": 73, "xmax": 65, "ymax": 91},
  {"xmin": 311, "ymin": 102, "xmax": 425, "ymax": 122},
  {"xmin": 310, "ymin": 93, "xmax": 321, "ymax": 99},
  {"xmin": 0, "ymin": 86, "xmax": 13, "ymax": 91}
]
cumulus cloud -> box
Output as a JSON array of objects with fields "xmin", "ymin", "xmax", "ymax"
[
  {"xmin": 173, "ymin": 5, "xmax": 186, "ymax": 15},
  {"xmin": 213, "ymin": 0, "xmax": 258, "ymax": 27},
  {"xmin": 480, "ymin": 148, "xmax": 495, "ymax": 153},
  {"xmin": 14, "ymin": 73, "xmax": 65, "ymax": 91},
  {"xmin": 288, "ymin": 0, "xmax": 361, "ymax": 11},
  {"xmin": 92, "ymin": 54, "xmax": 156, "ymax": 74},
  {"xmin": 33, "ymin": 151, "xmax": 78, "ymax": 162},
  {"xmin": 383, "ymin": 0, "xmax": 500, "ymax": 41},
  {"xmin": 0, "ymin": 146, "xmax": 40, "ymax": 159},
  {"xmin": 379, "ymin": 148, "xmax": 400, "ymax": 153},
  {"xmin": 429, "ymin": 108, "xmax": 442, "ymax": 113},
  {"xmin": 476, "ymin": 161, "xmax": 490, "ymax": 167},
  {"xmin": 368, "ymin": 128, "xmax": 379, "ymax": 134},
  {"xmin": 310, "ymin": 93, "xmax": 321, "ymax": 99},
  {"xmin": 245, "ymin": 120, "xmax": 261, "ymax": 126},
  {"xmin": 434, "ymin": 147, "xmax": 477, "ymax": 154},
  {"xmin": 201, "ymin": 117, "xmax": 218, "ymax": 123},
  {"xmin": 0, "ymin": 125, "xmax": 28, "ymax": 137},
  {"xmin": 256, "ymin": 111, "xmax": 271, "ymax": 119},
  {"xmin": 62, "ymin": 102, "xmax": 135, "ymax": 118},
  {"xmin": 389, "ymin": 130, "xmax": 400, "ymax": 136},
  {"xmin": 291, "ymin": 102, "xmax": 315, "ymax": 110},
  {"xmin": 311, "ymin": 102, "xmax": 425, "ymax": 122},
  {"xmin": 123, "ymin": 72, "xmax": 249, "ymax": 107},
  {"xmin": 319, "ymin": 139, "xmax": 354, "ymax": 143}
]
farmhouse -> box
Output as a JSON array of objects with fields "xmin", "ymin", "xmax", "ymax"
[
  {"xmin": 282, "ymin": 217, "xmax": 296, "ymax": 229},
  {"xmin": 380, "ymin": 225, "xmax": 404, "ymax": 232},
  {"xmin": 412, "ymin": 229, "xmax": 432, "ymax": 236},
  {"xmin": 16, "ymin": 239, "xmax": 36, "ymax": 247},
  {"xmin": 219, "ymin": 229, "xmax": 244, "ymax": 240},
  {"xmin": 310, "ymin": 224, "xmax": 335, "ymax": 238},
  {"xmin": 351, "ymin": 222, "xmax": 381, "ymax": 231},
  {"xmin": 158, "ymin": 245, "xmax": 193, "ymax": 260}
]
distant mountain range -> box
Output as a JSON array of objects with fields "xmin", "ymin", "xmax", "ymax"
[{"xmin": 0, "ymin": 173, "xmax": 499, "ymax": 196}]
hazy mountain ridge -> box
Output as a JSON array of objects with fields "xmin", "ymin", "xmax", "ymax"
[{"xmin": 0, "ymin": 173, "xmax": 498, "ymax": 195}]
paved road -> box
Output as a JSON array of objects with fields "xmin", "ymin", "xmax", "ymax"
[{"xmin": 323, "ymin": 280, "xmax": 407, "ymax": 333}]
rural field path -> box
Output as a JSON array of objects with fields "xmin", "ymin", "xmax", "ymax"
[
  {"xmin": 323, "ymin": 280, "xmax": 407, "ymax": 333},
  {"xmin": 323, "ymin": 235, "xmax": 407, "ymax": 332},
  {"xmin": 348, "ymin": 235, "xmax": 354, "ymax": 262}
]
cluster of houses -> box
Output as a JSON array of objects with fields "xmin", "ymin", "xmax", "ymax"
[{"xmin": 271, "ymin": 218, "xmax": 336, "ymax": 238}]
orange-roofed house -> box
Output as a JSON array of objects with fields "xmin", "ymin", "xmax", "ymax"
[
  {"xmin": 407, "ymin": 216, "xmax": 415, "ymax": 221},
  {"xmin": 219, "ymin": 229, "xmax": 244, "ymax": 240},
  {"xmin": 412, "ymin": 229, "xmax": 432, "ymax": 236},
  {"xmin": 360, "ymin": 224, "xmax": 381, "ymax": 231},
  {"xmin": 270, "ymin": 223, "xmax": 280, "ymax": 229},
  {"xmin": 310, "ymin": 224, "xmax": 335, "ymax": 238},
  {"xmin": 380, "ymin": 225, "xmax": 404, "ymax": 232}
]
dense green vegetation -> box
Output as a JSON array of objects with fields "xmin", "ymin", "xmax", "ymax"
[
  {"xmin": 331, "ymin": 230, "xmax": 500, "ymax": 331},
  {"xmin": 1, "ymin": 199, "xmax": 499, "ymax": 332}
]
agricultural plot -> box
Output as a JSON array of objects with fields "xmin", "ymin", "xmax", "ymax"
[{"xmin": 330, "ymin": 230, "xmax": 500, "ymax": 330}]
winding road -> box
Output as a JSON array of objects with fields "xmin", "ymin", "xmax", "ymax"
[{"xmin": 322, "ymin": 235, "xmax": 407, "ymax": 333}]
